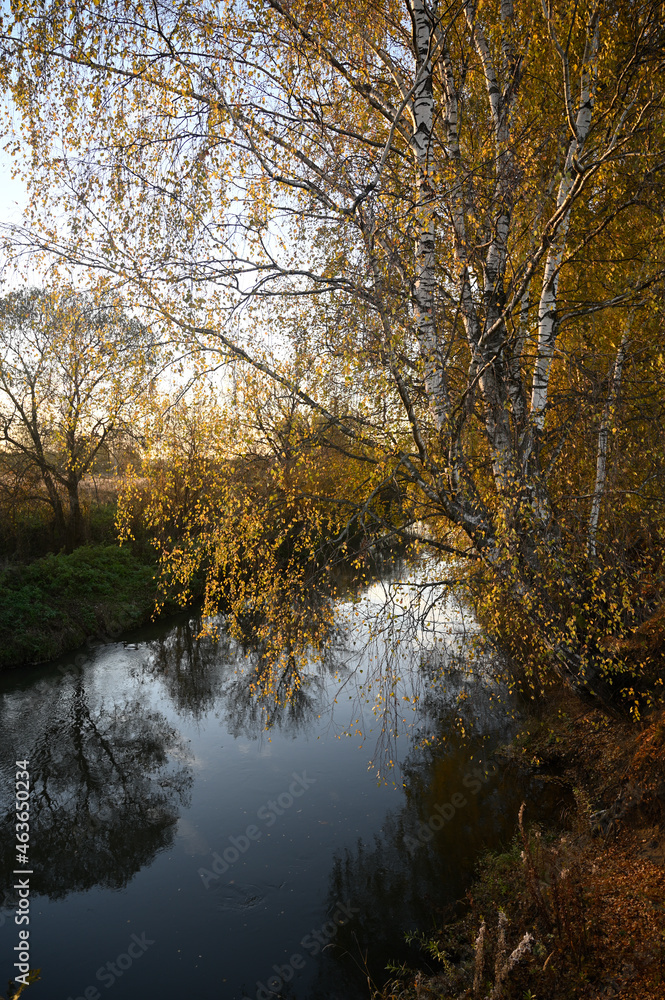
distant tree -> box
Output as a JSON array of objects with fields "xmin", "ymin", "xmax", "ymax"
[{"xmin": 0, "ymin": 286, "xmax": 156, "ymax": 550}]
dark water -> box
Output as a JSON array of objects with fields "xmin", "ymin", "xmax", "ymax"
[{"xmin": 0, "ymin": 563, "xmax": 563, "ymax": 1000}]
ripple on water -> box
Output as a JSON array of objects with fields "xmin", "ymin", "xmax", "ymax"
[{"xmin": 210, "ymin": 880, "xmax": 284, "ymax": 911}]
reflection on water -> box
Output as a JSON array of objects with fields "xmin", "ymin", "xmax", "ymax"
[
  {"xmin": 140, "ymin": 616, "xmax": 346, "ymax": 737},
  {"xmin": 0, "ymin": 557, "xmax": 565, "ymax": 999},
  {"xmin": 0, "ymin": 671, "xmax": 192, "ymax": 903},
  {"xmin": 139, "ymin": 620, "xmax": 230, "ymax": 720}
]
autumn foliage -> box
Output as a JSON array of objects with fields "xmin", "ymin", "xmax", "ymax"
[{"xmin": 0, "ymin": 0, "xmax": 664, "ymax": 710}]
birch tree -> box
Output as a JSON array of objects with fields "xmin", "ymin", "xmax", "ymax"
[{"xmin": 2, "ymin": 0, "xmax": 665, "ymax": 702}]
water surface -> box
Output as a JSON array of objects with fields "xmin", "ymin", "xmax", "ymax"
[{"xmin": 0, "ymin": 562, "xmax": 561, "ymax": 999}]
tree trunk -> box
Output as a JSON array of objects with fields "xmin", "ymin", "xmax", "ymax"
[
  {"xmin": 42, "ymin": 472, "xmax": 67, "ymax": 548},
  {"xmin": 587, "ymin": 333, "xmax": 629, "ymax": 561},
  {"xmin": 65, "ymin": 479, "xmax": 83, "ymax": 553}
]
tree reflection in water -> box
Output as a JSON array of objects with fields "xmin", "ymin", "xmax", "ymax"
[
  {"xmin": 135, "ymin": 555, "xmax": 479, "ymax": 753},
  {"xmin": 0, "ymin": 673, "xmax": 192, "ymax": 901},
  {"xmin": 137, "ymin": 613, "xmax": 351, "ymax": 738},
  {"xmin": 135, "ymin": 555, "xmax": 476, "ymax": 751},
  {"xmin": 219, "ymin": 634, "xmax": 350, "ymax": 738},
  {"xmin": 139, "ymin": 616, "xmax": 232, "ymax": 720},
  {"xmin": 305, "ymin": 672, "xmax": 567, "ymax": 996}
]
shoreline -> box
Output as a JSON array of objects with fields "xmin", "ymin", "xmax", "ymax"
[
  {"xmin": 375, "ymin": 689, "xmax": 665, "ymax": 1000},
  {"xmin": 6, "ymin": 545, "xmax": 665, "ymax": 998},
  {"xmin": 0, "ymin": 544, "xmax": 168, "ymax": 671}
]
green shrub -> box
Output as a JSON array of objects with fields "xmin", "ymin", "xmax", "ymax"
[{"xmin": 0, "ymin": 544, "xmax": 157, "ymax": 668}]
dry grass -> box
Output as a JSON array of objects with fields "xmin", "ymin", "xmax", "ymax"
[{"xmin": 375, "ymin": 697, "xmax": 665, "ymax": 1000}]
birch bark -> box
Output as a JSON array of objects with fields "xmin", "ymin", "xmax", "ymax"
[
  {"xmin": 587, "ymin": 331, "xmax": 630, "ymax": 560},
  {"xmin": 530, "ymin": 9, "xmax": 599, "ymax": 432},
  {"xmin": 410, "ymin": 0, "xmax": 450, "ymax": 436}
]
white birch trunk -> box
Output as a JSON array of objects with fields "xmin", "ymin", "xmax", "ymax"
[
  {"xmin": 530, "ymin": 12, "xmax": 599, "ymax": 431},
  {"xmin": 411, "ymin": 0, "xmax": 449, "ymax": 434},
  {"xmin": 462, "ymin": 1, "xmax": 517, "ymax": 491},
  {"xmin": 587, "ymin": 332, "xmax": 629, "ymax": 560}
]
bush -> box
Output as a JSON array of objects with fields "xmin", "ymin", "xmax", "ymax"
[{"xmin": 0, "ymin": 544, "xmax": 157, "ymax": 668}]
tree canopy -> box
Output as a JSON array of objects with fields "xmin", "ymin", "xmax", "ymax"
[
  {"xmin": 0, "ymin": 286, "xmax": 155, "ymax": 549},
  {"xmin": 2, "ymin": 0, "xmax": 665, "ymax": 707}
]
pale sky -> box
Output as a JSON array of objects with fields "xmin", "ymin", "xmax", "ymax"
[
  {"xmin": 0, "ymin": 143, "xmax": 45, "ymax": 287},
  {"xmin": 0, "ymin": 135, "xmax": 27, "ymax": 224}
]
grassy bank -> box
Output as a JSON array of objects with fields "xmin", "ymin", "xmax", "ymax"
[
  {"xmin": 375, "ymin": 693, "xmax": 665, "ymax": 1000},
  {"xmin": 0, "ymin": 544, "xmax": 160, "ymax": 669}
]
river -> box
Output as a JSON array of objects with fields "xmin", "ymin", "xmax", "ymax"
[{"xmin": 0, "ymin": 558, "xmax": 563, "ymax": 999}]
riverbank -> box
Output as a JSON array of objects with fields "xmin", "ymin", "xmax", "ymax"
[
  {"xmin": 0, "ymin": 530, "xmax": 414, "ymax": 673},
  {"xmin": 0, "ymin": 544, "xmax": 163, "ymax": 669},
  {"xmin": 376, "ymin": 691, "xmax": 665, "ymax": 1000}
]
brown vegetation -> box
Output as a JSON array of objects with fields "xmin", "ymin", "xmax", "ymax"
[{"xmin": 375, "ymin": 694, "xmax": 665, "ymax": 1000}]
